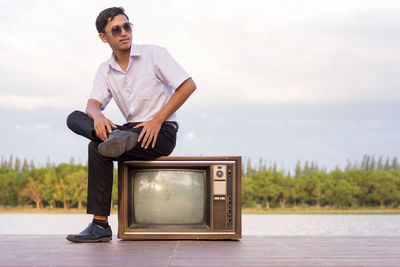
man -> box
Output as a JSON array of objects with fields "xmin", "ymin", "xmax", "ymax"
[{"xmin": 66, "ymin": 7, "xmax": 196, "ymax": 243}]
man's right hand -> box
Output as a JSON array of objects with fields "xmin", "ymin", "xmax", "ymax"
[
  {"xmin": 86, "ymin": 99, "xmax": 117, "ymax": 141},
  {"xmin": 94, "ymin": 116, "xmax": 117, "ymax": 141}
]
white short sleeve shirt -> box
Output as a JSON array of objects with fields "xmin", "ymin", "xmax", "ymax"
[{"xmin": 89, "ymin": 44, "xmax": 190, "ymax": 123}]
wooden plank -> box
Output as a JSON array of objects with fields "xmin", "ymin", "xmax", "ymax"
[{"xmin": 0, "ymin": 235, "xmax": 399, "ymax": 267}]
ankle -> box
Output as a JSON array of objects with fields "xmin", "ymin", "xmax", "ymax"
[
  {"xmin": 93, "ymin": 215, "xmax": 107, "ymax": 221},
  {"xmin": 92, "ymin": 218, "xmax": 109, "ymax": 228}
]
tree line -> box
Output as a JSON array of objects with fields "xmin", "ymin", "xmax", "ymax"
[
  {"xmin": 1, "ymin": 154, "xmax": 399, "ymax": 210},
  {"xmin": 242, "ymin": 155, "xmax": 400, "ymax": 209},
  {"xmin": 0, "ymin": 155, "xmax": 118, "ymax": 210}
]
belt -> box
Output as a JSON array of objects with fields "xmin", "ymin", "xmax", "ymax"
[{"xmin": 122, "ymin": 121, "xmax": 178, "ymax": 131}]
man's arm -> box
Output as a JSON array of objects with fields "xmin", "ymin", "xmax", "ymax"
[
  {"xmin": 86, "ymin": 99, "xmax": 117, "ymax": 141},
  {"xmin": 135, "ymin": 78, "xmax": 196, "ymax": 149}
]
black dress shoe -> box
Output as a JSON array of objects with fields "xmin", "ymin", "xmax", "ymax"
[
  {"xmin": 98, "ymin": 129, "xmax": 138, "ymax": 158},
  {"xmin": 66, "ymin": 223, "xmax": 112, "ymax": 243}
]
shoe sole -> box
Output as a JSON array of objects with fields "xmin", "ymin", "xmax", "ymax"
[
  {"xmin": 98, "ymin": 133, "xmax": 138, "ymax": 158},
  {"xmin": 66, "ymin": 235, "xmax": 112, "ymax": 243},
  {"xmin": 125, "ymin": 132, "xmax": 139, "ymax": 151}
]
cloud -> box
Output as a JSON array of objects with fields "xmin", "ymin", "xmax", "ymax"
[
  {"xmin": 185, "ymin": 132, "xmax": 200, "ymax": 141},
  {"xmin": 191, "ymin": 5, "xmax": 400, "ymax": 105},
  {"xmin": 0, "ymin": 95, "xmax": 66, "ymax": 110},
  {"xmin": 0, "ymin": 0, "xmax": 399, "ymax": 112},
  {"xmin": 15, "ymin": 123, "xmax": 50, "ymax": 132}
]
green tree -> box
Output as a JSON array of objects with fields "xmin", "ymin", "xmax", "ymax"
[
  {"xmin": 43, "ymin": 168, "xmax": 58, "ymax": 209},
  {"xmin": 288, "ymin": 176, "xmax": 299, "ymax": 207},
  {"xmin": 0, "ymin": 156, "xmax": 7, "ymax": 168},
  {"xmin": 332, "ymin": 179, "xmax": 358, "ymax": 208},
  {"xmin": 271, "ymin": 172, "xmax": 290, "ymax": 209},
  {"xmin": 21, "ymin": 158, "xmax": 29, "ymax": 173},
  {"xmin": 0, "ymin": 169, "xmax": 28, "ymax": 206},
  {"xmin": 258, "ymin": 158, "xmax": 267, "ymax": 172},
  {"xmin": 303, "ymin": 161, "xmax": 310, "ymax": 175},
  {"xmin": 392, "ymin": 157, "xmax": 399, "ymax": 170},
  {"xmin": 377, "ymin": 156, "xmax": 383, "ymax": 170},
  {"xmin": 347, "ymin": 170, "xmax": 368, "ymax": 207},
  {"xmin": 306, "ymin": 171, "xmax": 329, "ymax": 208},
  {"xmin": 7, "ymin": 155, "xmax": 13, "ymax": 169},
  {"xmin": 53, "ymin": 178, "xmax": 73, "ymax": 209},
  {"xmin": 251, "ymin": 171, "xmax": 279, "ymax": 208},
  {"xmin": 294, "ymin": 175, "xmax": 308, "ymax": 207},
  {"xmin": 294, "ymin": 160, "xmax": 301, "ymax": 178},
  {"xmin": 244, "ymin": 158, "xmax": 256, "ymax": 177},
  {"xmin": 53, "ymin": 163, "xmax": 78, "ymax": 209},
  {"xmin": 21, "ymin": 177, "xmax": 44, "ymax": 209},
  {"xmin": 367, "ymin": 170, "xmax": 396, "ymax": 208},
  {"xmin": 67, "ymin": 169, "xmax": 87, "ymax": 210},
  {"xmin": 242, "ymin": 176, "xmax": 257, "ymax": 207},
  {"xmin": 14, "ymin": 157, "xmax": 21, "ymax": 172}
]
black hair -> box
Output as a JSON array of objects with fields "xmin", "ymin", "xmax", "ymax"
[{"xmin": 95, "ymin": 7, "xmax": 129, "ymax": 34}]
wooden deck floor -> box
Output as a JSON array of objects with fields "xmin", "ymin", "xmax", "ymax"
[{"xmin": 1, "ymin": 235, "xmax": 399, "ymax": 266}]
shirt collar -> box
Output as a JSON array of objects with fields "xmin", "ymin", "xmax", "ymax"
[
  {"xmin": 131, "ymin": 43, "xmax": 141, "ymax": 56},
  {"xmin": 107, "ymin": 43, "xmax": 141, "ymax": 72}
]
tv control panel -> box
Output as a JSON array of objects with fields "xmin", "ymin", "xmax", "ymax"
[{"xmin": 211, "ymin": 164, "xmax": 234, "ymax": 230}]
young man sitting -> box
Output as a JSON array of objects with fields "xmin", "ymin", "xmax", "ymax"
[{"xmin": 66, "ymin": 7, "xmax": 196, "ymax": 243}]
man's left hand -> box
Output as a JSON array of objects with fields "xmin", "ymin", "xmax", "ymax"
[{"xmin": 134, "ymin": 119, "xmax": 162, "ymax": 149}]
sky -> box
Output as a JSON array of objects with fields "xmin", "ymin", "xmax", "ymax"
[{"xmin": 0, "ymin": 0, "xmax": 399, "ymax": 171}]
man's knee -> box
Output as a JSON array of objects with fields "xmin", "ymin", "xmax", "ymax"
[{"xmin": 66, "ymin": 110, "xmax": 85, "ymax": 130}]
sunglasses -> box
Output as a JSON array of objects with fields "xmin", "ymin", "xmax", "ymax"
[{"xmin": 104, "ymin": 22, "xmax": 132, "ymax": 38}]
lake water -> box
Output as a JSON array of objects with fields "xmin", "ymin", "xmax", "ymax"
[{"xmin": 1, "ymin": 214, "xmax": 400, "ymax": 236}]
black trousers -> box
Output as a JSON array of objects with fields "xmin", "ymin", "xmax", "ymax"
[{"xmin": 66, "ymin": 110, "xmax": 177, "ymax": 216}]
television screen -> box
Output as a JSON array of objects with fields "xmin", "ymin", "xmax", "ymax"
[{"xmin": 133, "ymin": 170, "xmax": 205, "ymax": 225}]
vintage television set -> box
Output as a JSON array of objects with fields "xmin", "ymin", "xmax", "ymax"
[{"xmin": 118, "ymin": 156, "xmax": 242, "ymax": 240}]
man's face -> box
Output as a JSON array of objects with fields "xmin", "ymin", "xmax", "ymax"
[{"xmin": 99, "ymin": 14, "xmax": 132, "ymax": 52}]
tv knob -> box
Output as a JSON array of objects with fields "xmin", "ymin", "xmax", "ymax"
[{"xmin": 216, "ymin": 170, "xmax": 224, "ymax": 177}]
